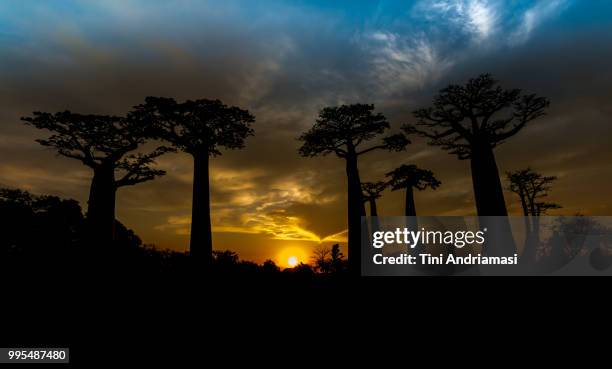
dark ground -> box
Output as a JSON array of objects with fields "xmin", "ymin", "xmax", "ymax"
[
  {"xmin": 2, "ymin": 267, "xmax": 604, "ymax": 365},
  {"xmin": 0, "ymin": 188, "xmax": 606, "ymax": 363}
]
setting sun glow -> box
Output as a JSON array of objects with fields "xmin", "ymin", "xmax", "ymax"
[
  {"xmin": 287, "ymin": 256, "xmax": 299, "ymax": 267},
  {"xmin": 277, "ymin": 246, "xmax": 309, "ymax": 268}
]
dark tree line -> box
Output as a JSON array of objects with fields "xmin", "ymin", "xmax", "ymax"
[
  {"xmin": 0, "ymin": 187, "xmax": 178, "ymax": 276},
  {"xmin": 1, "ymin": 186, "xmax": 349, "ymax": 278},
  {"xmin": 0, "ymin": 188, "xmax": 84, "ymax": 257}
]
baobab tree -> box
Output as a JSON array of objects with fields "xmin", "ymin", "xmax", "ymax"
[
  {"xmin": 298, "ymin": 104, "xmax": 409, "ymax": 274},
  {"xmin": 507, "ymin": 168, "xmax": 561, "ymax": 261},
  {"xmin": 131, "ymin": 97, "xmax": 255, "ymax": 269},
  {"xmin": 22, "ymin": 111, "xmax": 169, "ymax": 244},
  {"xmin": 404, "ymin": 74, "xmax": 550, "ymax": 216},
  {"xmin": 362, "ymin": 181, "xmax": 387, "ymax": 236},
  {"xmin": 385, "ymin": 164, "xmax": 441, "ymax": 217},
  {"xmin": 361, "ymin": 181, "xmax": 387, "ymax": 216}
]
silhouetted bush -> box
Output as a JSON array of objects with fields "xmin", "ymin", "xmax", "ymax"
[{"xmin": 283, "ymin": 263, "xmax": 315, "ymax": 277}]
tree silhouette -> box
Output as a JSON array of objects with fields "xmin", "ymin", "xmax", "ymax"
[
  {"xmin": 1, "ymin": 188, "xmax": 84, "ymax": 257},
  {"xmin": 22, "ymin": 112, "xmax": 168, "ymax": 244},
  {"xmin": 361, "ymin": 181, "xmax": 386, "ymax": 236},
  {"xmin": 311, "ymin": 246, "xmax": 332, "ymax": 273},
  {"xmin": 404, "ymin": 74, "xmax": 549, "ymax": 216},
  {"xmin": 261, "ymin": 259, "xmax": 280, "ymax": 274},
  {"xmin": 131, "ymin": 97, "xmax": 255, "ymax": 270},
  {"xmin": 329, "ymin": 244, "xmax": 346, "ymax": 274},
  {"xmin": 507, "ymin": 168, "xmax": 536, "ymax": 251},
  {"xmin": 507, "ymin": 168, "xmax": 560, "ymax": 216},
  {"xmin": 298, "ymin": 104, "xmax": 409, "ymax": 274},
  {"xmin": 361, "ymin": 181, "xmax": 387, "ymax": 216},
  {"xmin": 507, "ymin": 168, "xmax": 561, "ymax": 261},
  {"xmin": 0, "ymin": 186, "xmax": 156, "ymax": 278},
  {"xmin": 287, "ymin": 262, "xmax": 315, "ymax": 276},
  {"xmin": 385, "ymin": 164, "xmax": 440, "ymax": 217},
  {"xmin": 533, "ymin": 202, "xmax": 561, "ymax": 216},
  {"xmin": 310, "ymin": 244, "xmax": 347, "ymax": 274}
]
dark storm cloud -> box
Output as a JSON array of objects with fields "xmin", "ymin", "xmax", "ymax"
[{"xmin": 1, "ymin": 0, "xmax": 611, "ymax": 256}]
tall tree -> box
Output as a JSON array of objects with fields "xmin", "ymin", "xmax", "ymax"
[
  {"xmin": 22, "ymin": 111, "xmax": 168, "ymax": 244},
  {"xmin": 404, "ymin": 74, "xmax": 549, "ymax": 216},
  {"xmin": 507, "ymin": 168, "xmax": 561, "ymax": 261},
  {"xmin": 385, "ymin": 164, "xmax": 441, "ymax": 217},
  {"xmin": 298, "ymin": 104, "xmax": 409, "ymax": 274},
  {"xmin": 361, "ymin": 181, "xmax": 387, "ymax": 216},
  {"xmin": 131, "ymin": 97, "xmax": 255, "ymax": 269}
]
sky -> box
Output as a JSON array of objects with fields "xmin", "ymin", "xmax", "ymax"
[{"xmin": 1, "ymin": 0, "xmax": 612, "ymax": 266}]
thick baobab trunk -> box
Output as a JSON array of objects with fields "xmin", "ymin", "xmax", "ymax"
[
  {"xmin": 191, "ymin": 151, "xmax": 213, "ymax": 270},
  {"xmin": 470, "ymin": 143, "xmax": 508, "ymax": 216},
  {"xmin": 405, "ymin": 186, "xmax": 416, "ymax": 217},
  {"xmin": 405, "ymin": 185, "xmax": 419, "ymax": 233},
  {"xmin": 346, "ymin": 153, "xmax": 365, "ymax": 275},
  {"xmin": 470, "ymin": 142, "xmax": 515, "ymax": 256},
  {"xmin": 368, "ymin": 198, "xmax": 381, "ymax": 236},
  {"xmin": 369, "ymin": 199, "xmax": 378, "ymax": 216},
  {"xmin": 87, "ymin": 164, "xmax": 116, "ymax": 246}
]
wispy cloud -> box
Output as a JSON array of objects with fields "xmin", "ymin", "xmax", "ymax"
[
  {"xmin": 364, "ymin": 31, "xmax": 454, "ymax": 97},
  {"xmin": 428, "ymin": 0, "xmax": 499, "ymax": 41},
  {"xmin": 361, "ymin": 0, "xmax": 573, "ymax": 98},
  {"xmin": 155, "ymin": 169, "xmax": 345, "ymax": 243},
  {"xmin": 510, "ymin": 0, "xmax": 571, "ymax": 45},
  {"xmin": 419, "ymin": 0, "xmax": 572, "ymax": 45}
]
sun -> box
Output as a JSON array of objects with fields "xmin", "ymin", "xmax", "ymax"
[
  {"xmin": 287, "ymin": 256, "xmax": 299, "ymax": 267},
  {"xmin": 277, "ymin": 246, "xmax": 309, "ymax": 268}
]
